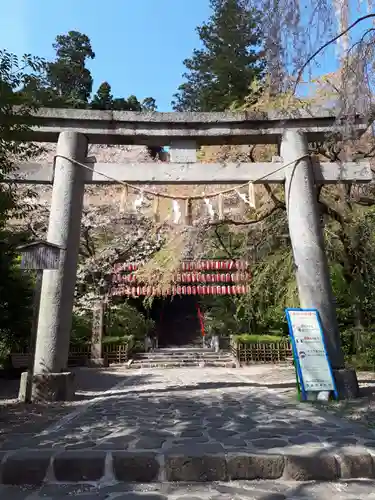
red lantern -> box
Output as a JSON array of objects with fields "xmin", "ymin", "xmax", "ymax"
[{"xmin": 191, "ymin": 286, "xmax": 196, "ymax": 295}]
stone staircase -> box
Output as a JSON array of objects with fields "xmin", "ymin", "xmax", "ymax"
[{"xmin": 129, "ymin": 347, "xmax": 238, "ymax": 369}]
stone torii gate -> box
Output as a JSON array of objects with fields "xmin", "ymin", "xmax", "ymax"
[{"xmin": 12, "ymin": 107, "xmax": 372, "ymax": 400}]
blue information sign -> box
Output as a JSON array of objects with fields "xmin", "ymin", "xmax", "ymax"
[{"xmin": 285, "ymin": 308, "xmax": 338, "ymax": 401}]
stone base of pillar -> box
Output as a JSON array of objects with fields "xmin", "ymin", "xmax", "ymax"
[
  {"xmin": 18, "ymin": 371, "xmax": 75, "ymax": 402},
  {"xmin": 86, "ymin": 357, "xmax": 109, "ymax": 368},
  {"xmin": 333, "ymin": 368, "xmax": 360, "ymax": 400}
]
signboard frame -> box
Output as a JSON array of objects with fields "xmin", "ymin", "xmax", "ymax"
[{"xmin": 285, "ymin": 307, "xmax": 338, "ymax": 401}]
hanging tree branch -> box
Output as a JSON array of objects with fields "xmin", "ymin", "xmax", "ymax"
[{"xmin": 293, "ymin": 13, "xmax": 375, "ymax": 95}]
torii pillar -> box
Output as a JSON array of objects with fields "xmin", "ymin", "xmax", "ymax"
[
  {"xmin": 19, "ymin": 131, "xmax": 90, "ymax": 401},
  {"xmin": 281, "ymin": 129, "xmax": 359, "ymax": 399}
]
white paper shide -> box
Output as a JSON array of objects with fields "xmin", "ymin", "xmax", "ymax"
[{"xmin": 288, "ymin": 310, "xmax": 335, "ymax": 392}]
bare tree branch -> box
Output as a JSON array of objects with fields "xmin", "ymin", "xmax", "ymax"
[
  {"xmin": 208, "ymin": 205, "xmax": 283, "ymax": 227},
  {"xmin": 213, "ymin": 227, "xmax": 235, "ymax": 260},
  {"xmin": 249, "ymin": 145, "xmax": 256, "ymax": 163},
  {"xmin": 319, "ymin": 199, "xmax": 346, "ymax": 226},
  {"xmin": 263, "ymin": 184, "xmax": 285, "ymax": 208},
  {"xmin": 293, "ymin": 13, "xmax": 375, "ymax": 95},
  {"xmin": 350, "ymin": 196, "xmax": 375, "ymax": 207}
]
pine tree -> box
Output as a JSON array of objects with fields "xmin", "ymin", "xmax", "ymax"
[
  {"xmin": 91, "ymin": 82, "xmax": 114, "ymax": 110},
  {"xmin": 46, "ymin": 31, "xmax": 95, "ymax": 107},
  {"xmin": 172, "ymin": 0, "xmax": 265, "ymax": 112}
]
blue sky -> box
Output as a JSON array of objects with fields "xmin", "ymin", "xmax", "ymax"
[
  {"xmin": 0, "ymin": 0, "xmax": 211, "ymax": 111},
  {"xmin": 0, "ymin": 0, "xmax": 371, "ymax": 111}
]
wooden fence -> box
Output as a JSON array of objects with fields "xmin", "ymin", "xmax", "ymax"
[
  {"xmin": 231, "ymin": 341, "xmax": 292, "ymax": 365},
  {"xmin": 10, "ymin": 342, "xmax": 132, "ymax": 369}
]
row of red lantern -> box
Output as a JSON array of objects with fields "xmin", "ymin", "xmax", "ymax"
[
  {"xmin": 110, "ymin": 284, "xmax": 250, "ymax": 297},
  {"xmin": 180, "ymin": 261, "xmax": 249, "ymax": 271},
  {"xmin": 111, "ymin": 272, "xmax": 251, "ymax": 285},
  {"xmin": 113, "ymin": 260, "xmax": 249, "ymax": 273}
]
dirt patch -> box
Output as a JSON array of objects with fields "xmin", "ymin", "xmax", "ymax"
[
  {"xmin": 240, "ymin": 365, "xmax": 375, "ymax": 429},
  {"xmin": 312, "ymin": 372, "xmax": 375, "ymax": 429}
]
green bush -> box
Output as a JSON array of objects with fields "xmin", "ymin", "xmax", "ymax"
[
  {"xmin": 102, "ymin": 335, "xmax": 134, "ymax": 346},
  {"xmin": 70, "ymin": 312, "xmax": 92, "ymax": 346},
  {"xmin": 233, "ymin": 334, "xmax": 287, "ymax": 344},
  {"xmin": 341, "ymin": 327, "xmax": 375, "ymax": 370},
  {"xmin": 108, "ymin": 302, "xmax": 155, "ymax": 339}
]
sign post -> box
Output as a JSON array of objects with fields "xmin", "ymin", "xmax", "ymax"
[
  {"xmin": 17, "ymin": 241, "xmax": 63, "ymax": 403},
  {"xmin": 285, "ymin": 308, "xmax": 338, "ymax": 401}
]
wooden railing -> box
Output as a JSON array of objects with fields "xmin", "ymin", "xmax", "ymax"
[
  {"xmin": 231, "ymin": 341, "xmax": 292, "ymax": 365},
  {"xmin": 10, "ymin": 342, "xmax": 133, "ymax": 369}
]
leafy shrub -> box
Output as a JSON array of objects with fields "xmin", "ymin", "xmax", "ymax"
[
  {"xmin": 70, "ymin": 312, "xmax": 92, "ymax": 346},
  {"xmin": 102, "ymin": 334, "xmax": 134, "ymax": 346},
  {"xmin": 233, "ymin": 334, "xmax": 286, "ymax": 344},
  {"xmin": 108, "ymin": 302, "xmax": 155, "ymax": 339}
]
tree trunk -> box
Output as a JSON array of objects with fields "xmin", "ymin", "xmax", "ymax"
[{"xmin": 91, "ymin": 299, "xmax": 105, "ymax": 363}]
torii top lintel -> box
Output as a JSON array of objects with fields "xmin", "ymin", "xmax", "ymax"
[{"xmin": 17, "ymin": 106, "xmax": 368, "ymax": 146}]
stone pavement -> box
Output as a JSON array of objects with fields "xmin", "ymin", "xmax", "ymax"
[
  {"xmin": 2, "ymin": 480, "xmax": 375, "ymax": 499},
  {"xmin": 1, "ymin": 368, "xmax": 375, "ymax": 484}
]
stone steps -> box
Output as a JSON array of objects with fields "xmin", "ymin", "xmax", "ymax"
[
  {"xmin": 156, "ymin": 347, "xmax": 213, "ymax": 353},
  {"xmin": 137, "ymin": 354, "xmax": 231, "ymax": 361},
  {"xmin": 130, "ymin": 347, "xmax": 237, "ymax": 369},
  {"xmin": 1, "ymin": 446, "xmax": 374, "ymax": 486},
  {"xmin": 130, "ymin": 360, "xmax": 237, "ymax": 368}
]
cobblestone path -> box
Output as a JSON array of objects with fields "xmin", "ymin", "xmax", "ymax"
[
  {"xmin": 2, "ymin": 479, "xmax": 375, "ymax": 499},
  {"xmin": 2, "ymin": 368, "xmax": 374, "ymax": 453}
]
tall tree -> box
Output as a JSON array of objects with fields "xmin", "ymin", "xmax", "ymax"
[
  {"xmin": 48, "ymin": 31, "xmax": 95, "ymax": 105},
  {"xmin": 172, "ymin": 0, "xmax": 265, "ymax": 111},
  {"xmin": 91, "ymin": 82, "xmax": 113, "ymax": 110},
  {"xmin": 91, "ymin": 83, "xmax": 157, "ymax": 113}
]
